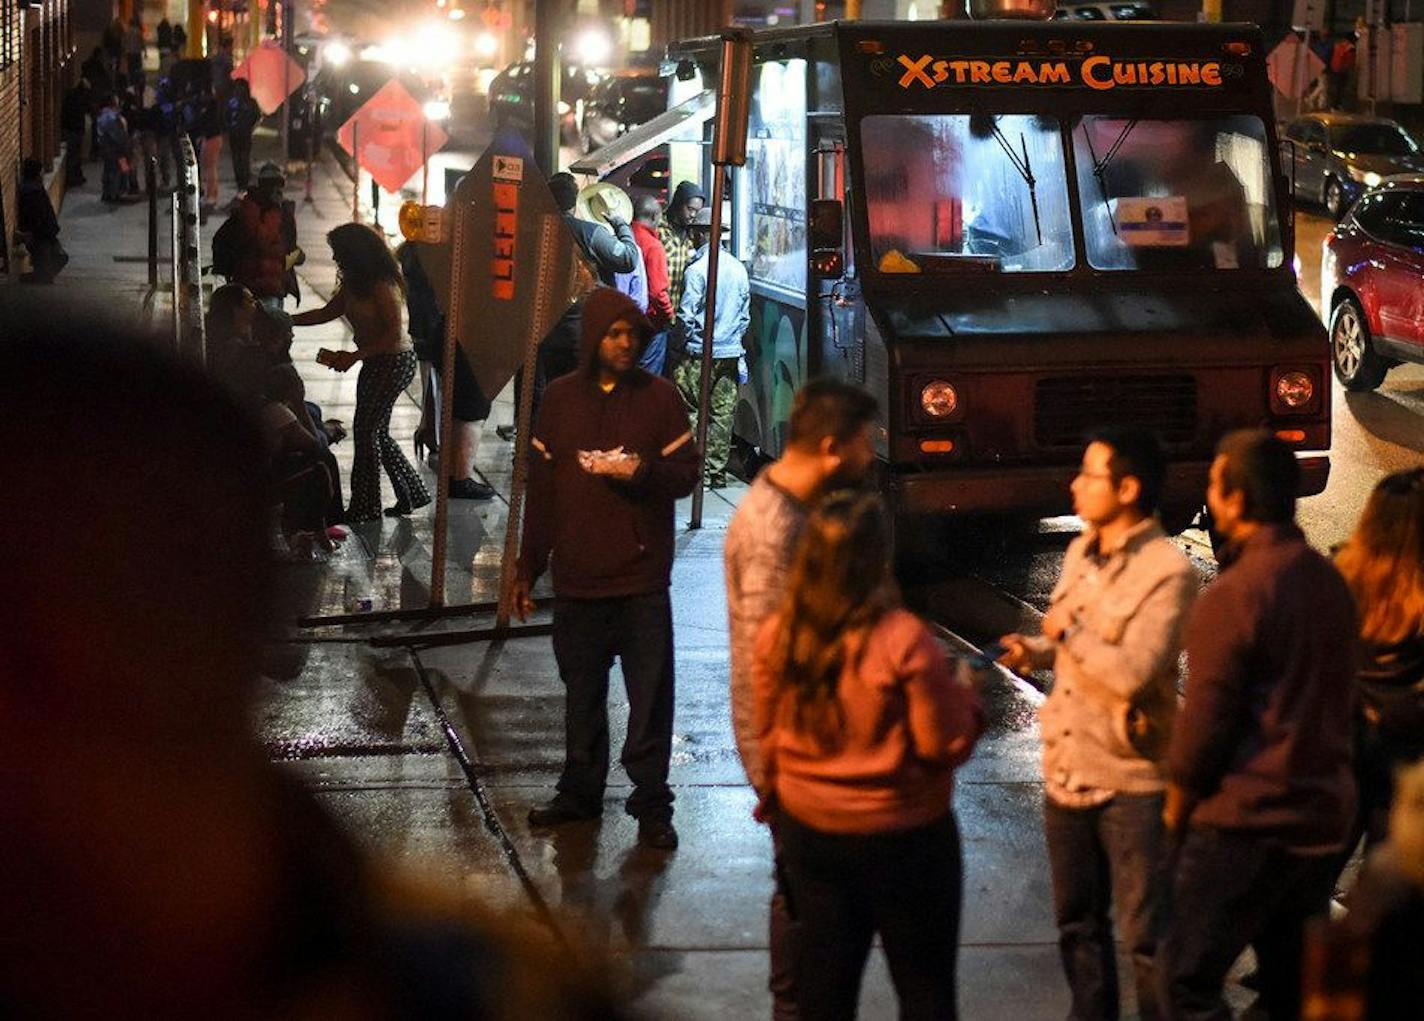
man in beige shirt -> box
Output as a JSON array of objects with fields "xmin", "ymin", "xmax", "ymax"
[{"xmin": 1002, "ymin": 428, "xmax": 1197, "ymax": 1021}]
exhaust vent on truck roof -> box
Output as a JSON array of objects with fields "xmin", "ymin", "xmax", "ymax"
[{"xmin": 965, "ymin": 0, "xmax": 1057, "ymax": 19}]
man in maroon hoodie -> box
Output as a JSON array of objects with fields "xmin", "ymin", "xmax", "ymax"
[
  {"xmin": 1158, "ymin": 430, "xmax": 1357, "ymax": 1021},
  {"xmin": 513, "ymin": 287, "xmax": 700, "ymax": 851}
]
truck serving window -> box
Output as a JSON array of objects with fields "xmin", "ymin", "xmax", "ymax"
[
  {"xmin": 1073, "ymin": 115, "xmax": 1284, "ymax": 271},
  {"xmin": 861, "ymin": 113, "xmax": 1074, "ymax": 274}
]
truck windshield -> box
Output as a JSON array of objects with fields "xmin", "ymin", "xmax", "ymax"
[
  {"xmin": 1073, "ymin": 115, "xmax": 1284, "ymax": 271},
  {"xmin": 862, "ymin": 113, "xmax": 1075, "ymax": 274}
]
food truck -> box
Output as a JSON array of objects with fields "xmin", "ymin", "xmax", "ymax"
[{"xmin": 574, "ymin": 10, "xmax": 1330, "ymax": 530}]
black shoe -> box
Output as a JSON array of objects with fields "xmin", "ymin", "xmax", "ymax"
[
  {"xmin": 637, "ymin": 818, "xmax": 679, "ymax": 850},
  {"xmin": 449, "ymin": 478, "xmax": 496, "ymax": 500},
  {"xmin": 528, "ymin": 801, "xmax": 601, "ymax": 828},
  {"xmin": 383, "ymin": 494, "xmax": 432, "ymax": 517},
  {"xmin": 495, "ymin": 423, "xmax": 516, "ymax": 442}
]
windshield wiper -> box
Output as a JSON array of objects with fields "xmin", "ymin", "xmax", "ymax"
[
  {"xmin": 1081, "ymin": 118, "xmax": 1138, "ymax": 237},
  {"xmin": 988, "ymin": 121, "xmax": 1042, "ymax": 246}
]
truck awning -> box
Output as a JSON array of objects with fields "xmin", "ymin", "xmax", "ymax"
[{"xmin": 567, "ymin": 90, "xmax": 715, "ymax": 179}]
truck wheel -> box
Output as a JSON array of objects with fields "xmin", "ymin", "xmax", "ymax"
[
  {"xmin": 1325, "ymin": 178, "xmax": 1347, "ymax": 220},
  {"xmin": 1330, "ymin": 298, "xmax": 1388, "ymax": 391}
]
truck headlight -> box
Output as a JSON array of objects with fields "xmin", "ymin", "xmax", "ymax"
[
  {"xmin": 920, "ymin": 380, "xmax": 958, "ymax": 418},
  {"xmin": 1274, "ymin": 371, "xmax": 1315, "ymax": 410}
]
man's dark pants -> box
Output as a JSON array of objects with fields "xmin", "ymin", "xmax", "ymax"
[
  {"xmin": 230, "ymin": 133, "xmax": 254, "ymax": 192},
  {"xmin": 551, "ymin": 591, "xmax": 675, "ymax": 822},
  {"xmin": 63, "ymin": 129, "xmax": 86, "ymax": 182},
  {"xmin": 1157, "ymin": 826, "xmax": 1337, "ymax": 1021},
  {"xmin": 1045, "ymin": 792, "xmax": 1165, "ymax": 1021}
]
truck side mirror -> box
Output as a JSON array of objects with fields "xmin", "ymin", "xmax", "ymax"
[{"xmin": 810, "ymin": 198, "xmax": 845, "ymax": 279}]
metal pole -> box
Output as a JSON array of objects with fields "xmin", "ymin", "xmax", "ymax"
[
  {"xmin": 171, "ymin": 190, "xmax": 181, "ymax": 349},
  {"xmin": 533, "ymin": 0, "xmax": 561, "ymax": 174},
  {"xmin": 421, "ymin": 120, "xmax": 429, "ymax": 206},
  {"xmin": 147, "ymin": 155, "xmax": 159, "ymax": 288},
  {"xmin": 496, "ymin": 215, "xmax": 561, "ymax": 629},
  {"xmin": 351, "ymin": 120, "xmax": 360, "ymax": 222},
  {"xmin": 279, "ymin": 0, "xmax": 292, "ymax": 169},
  {"xmin": 688, "ymin": 171, "xmax": 724, "ymax": 529},
  {"xmin": 430, "ymin": 198, "xmax": 470, "ymax": 608}
]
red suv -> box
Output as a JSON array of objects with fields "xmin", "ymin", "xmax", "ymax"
[{"xmin": 1321, "ymin": 176, "xmax": 1424, "ymax": 390}]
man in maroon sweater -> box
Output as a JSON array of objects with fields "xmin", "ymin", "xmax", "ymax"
[
  {"xmin": 1159, "ymin": 430, "xmax": 1357, "ymax": 1021},
  {"xmin": 513, "ymin": 287, "xmax": 700, "ymax": 851}
]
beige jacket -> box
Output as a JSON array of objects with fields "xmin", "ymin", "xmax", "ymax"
[{"xmin": 1036, "ymin": 519, "xmax": 1198, "ymax": 797}]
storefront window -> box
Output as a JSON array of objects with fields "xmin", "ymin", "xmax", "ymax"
[
  {"xmin": 861, "ymin": 114, "xmax": 1075, "ymax": 274},
  {"xmin": 1073, "ymin": 115, "xmax": 1284, "ymax": 271}
]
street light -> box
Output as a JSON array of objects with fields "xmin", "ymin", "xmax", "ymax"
[{"xmin": 575, "ymin": 28, "xmax": 612, "ymax": 67}]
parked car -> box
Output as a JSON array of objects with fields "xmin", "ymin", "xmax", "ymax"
[
  {"xmin": 1320, "ymin": 176, "xmax": 1424, "ymax": 390},
  {"xmin": 488, "ymin": 61, "xmax": 602, "ymax": 146},
  {"xmin": 580, "ymin": 71, "xmax": 669, "ymax": 153},
  {"xmin": 1284, "ymin": 113, "xmax": 1424, "ymax": 220}
]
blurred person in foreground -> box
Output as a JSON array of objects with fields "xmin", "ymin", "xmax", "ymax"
[
  {"xmin": 513, "ymin": 287, "xmax": 699, "ymax": 851},
  {"xmin": 1158, "ymin": 430, "xmax": 1357, "ymax": 1021},
  {"xmin": 0, "ymin": 315, "xmax": 622, "ymax": 1019},
  {"xmin": 724, "ymin": 378, "xmax": 879, "ymax": 1019},
  {"xmin": 1000, "ymin": 429, "xmax": 1197, "ymax": 1021},
  {"xmin": 751, "ymin": 491, "xmax": 983, "ymax": 1019},
  {"xmin": 1333, "ymin": 467, "xmax": 1424, "ymax": 852}
]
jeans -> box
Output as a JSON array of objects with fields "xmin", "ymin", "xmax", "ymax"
[
  {"xmin": 1044, "ymin": 792, "xmax": 1165, "ymax": 1021},
  {"xmin": 1157, "ymin": 826, "xmax": 1338, "ymax": 1021},
  {"xmin": 639, "ymin": 329, "xmax": 668, "ymax": 377},
  {"xmin": 551, "ymin": 591, "xmax": 676, "ymax": 821},
  {"xmin": 779, "ymin": 811, "xmax": 963, "ymax": 1021}
]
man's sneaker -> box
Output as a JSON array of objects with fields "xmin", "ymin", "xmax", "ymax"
[
  {"xmin": 495, "ymin": 424, "xmax": 517, "ymax": 442},
  {"xmin": 449, "ymin": 478, "xmax": 496, "ymax": 500},
  {"xmin": 637, "ymin": 818, "xmax": 679, "ymax": 850},
  {"xmin": 527, "ymin": 801, "xmax": 601, "ymax": 828}
]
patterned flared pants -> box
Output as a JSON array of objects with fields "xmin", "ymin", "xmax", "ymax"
[{"xmin": 347, "ymin": 350, "xmax": 430, "ymax": 522}]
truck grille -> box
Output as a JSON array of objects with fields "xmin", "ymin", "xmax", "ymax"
[{"xmin": 1034, "ymin": 375, "xmax": 1197, "ymax": 448}]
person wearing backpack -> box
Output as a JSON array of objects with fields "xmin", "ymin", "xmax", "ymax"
[
  {"xmin": 213, "ymin": 163, "xmax": 302, "ymax": 310},
  {"xmin": 1334, "ymin": 468, "xmax": 1424, "ymax": 851}
]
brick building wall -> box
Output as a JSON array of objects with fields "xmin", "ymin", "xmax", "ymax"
[{"xmin": 2, "ymin": 0, "xmax": 75, "ymax": 276}]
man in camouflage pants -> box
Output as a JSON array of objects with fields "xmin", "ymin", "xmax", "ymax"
[{"xmin": 673, "ymin": 207, "xmax": 751, "ymax": 488}]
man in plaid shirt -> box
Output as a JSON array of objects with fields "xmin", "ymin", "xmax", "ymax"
[{"xmin": 658, "ymin": 180, "xmax": 706, "ymax": 313}]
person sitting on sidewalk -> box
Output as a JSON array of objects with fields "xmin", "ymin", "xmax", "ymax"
[
  {"xmin": 17, "ymin": 160, "xmax": 68, "ymax": 284},
  {"xmin": 751, "ymin": 490, "xmax": 983, "ymax": 1019},
  {"xmin": 260, "ymin": 365, "xmax": 341, "ymax": 557},
  {"xmin": 513, "ymin": 287, "xmax": 700, "ymax": 852}
]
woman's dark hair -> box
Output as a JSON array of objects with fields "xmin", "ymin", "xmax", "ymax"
[
  {"xmin": 1088, "ymin": 426, "xmax": 1168, "ymax": 515},
  {"xmin": 327, "ymin": 222, "xmax": 403, "ymax": 297},
  {"xmin": 1215, "ymin": 429, "xmax": 1299, "ymax": 524},
  {"xmin": 769, "ymin": 490, "xmax": 899, "ymax": 742}
]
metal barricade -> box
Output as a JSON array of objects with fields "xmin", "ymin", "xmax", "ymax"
[{"xmin": 172, "ymin": 138, "xmax": 206, "ymax": 364}]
